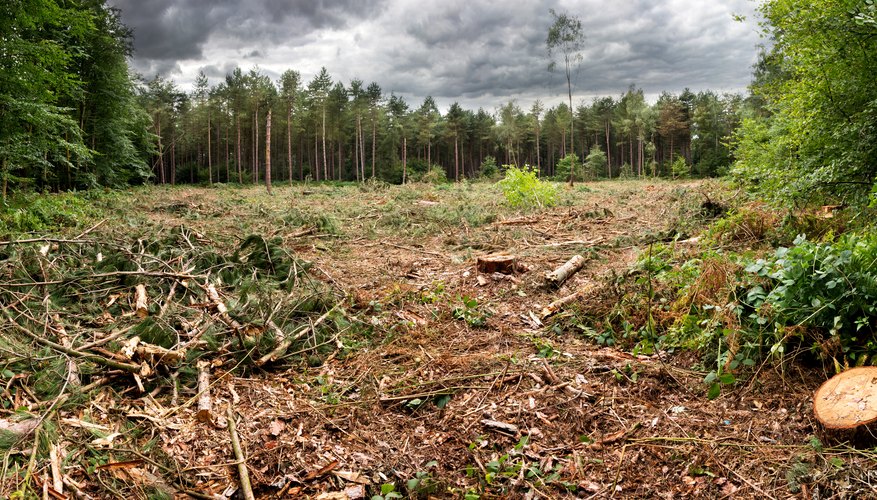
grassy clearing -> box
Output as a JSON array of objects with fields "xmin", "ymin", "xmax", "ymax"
[{"xmin": 2, "ymin": 179, "xmax": 876, "ymax": 498}]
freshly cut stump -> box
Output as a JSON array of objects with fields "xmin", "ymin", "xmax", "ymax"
[
  {"xmin": 477, "ymin": 254, "xmax": 518, "ymax": 275},
  {"xmin": 813, "ymin": 366, "xmax": 877, "ymax": 430}
]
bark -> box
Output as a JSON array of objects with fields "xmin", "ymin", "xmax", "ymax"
[
  {"xmin": 207, "ymin": 107, "xmax": 212, "ymax": 184},
  {"xmin": 402, "ymin": 136, "xmax": 407, "ymax": 184},
  {"xmin": 544, "ymin": 254, "xmax": 587, "ymax": 288},
  {"xmin": 196, "ymin": 360, "xmax": 212, "ymax": 422},
  {"xmin": 371, "ymin": 116, "xmax": 376, "ymax": 178},
  {"xmin": 287, "ymin": 106, "xmax": 293, "ymax": 185},
  {"xmin": 236, "ymin": 116, "xmax": 242, "ymax": 183},
  {"xmin": 265, "ymin": 108, "xmax": 272, "ymax": 194}
]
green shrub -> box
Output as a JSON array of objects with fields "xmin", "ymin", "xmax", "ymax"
[
  {"xmin": 497, "ymin": 165, "xmax": 557, "ymax": 209},
  {"xmin": 0, "ymin": 191, "xmax": 101, "ymax": 233},
  {"xmin": 553, "ymin": 153, "xmax": 581, "ymax": 182},
  {"xmin": 745, "ymin": 233, "xmax": 877, "ymax": 361},
  {"xmin": 584, "ymin": 147, "xmax": 607, "ymax": 180},
  {"xmin": 671, "ymin": 156, "xmax": 690, "ymax": 178},
  {"xmin": 417, "ymin": 168, "xmax": 449, "ymax": 184},
  {"xmin": 479, "ymin": 156, "xmax": 499, "ymax": 179}
]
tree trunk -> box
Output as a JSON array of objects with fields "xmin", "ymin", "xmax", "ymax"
[
  {"xmin": 605, "ymin": 120, "xmax": 612, "ymax": 178},
  {"xmin": 535, "ymin": 123, "xmax": 541, "ymax": 176},
  {"xmin": 236, "ymin": 116, "xmax": 242, "ymax": 183},
  {"xmin": 225, "ymin": 122, "xmax": 230, "ymax": 183},
  {"xmin": 454, "ymin": 135, "xmax": 459, "ymax": 182},
  {"xmin": 321, "ymin": 106, "xmax": 328, "ymax": 181},
  {"xmin": 287, "ymin": 106, "xmax": 293, "ymax": 185},
  {"xmin": 371, "ymin": 116, "xmax": 377, "ymax": 179},
  {"xmin": 265, "ymin": 108, "xmax": 272, "ymax": 194},
  {"xmin": 207, "ymin": 109, "xmax": 212, "ymax": 184},
  {"xmin": 170, "ymin": 136, "xmax": 175, "ymax": 186},
  {"xmin": 402, "ymin": 136, "xmax": 407, "ymax": 184},
  {"xmin": 156, "ymin": 118, "xmax": 165, "ymax": 184}
]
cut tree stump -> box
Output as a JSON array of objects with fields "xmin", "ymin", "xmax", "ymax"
[
  {"xmin": 813, "ymin": 367, "xmax": 877, "ymax": 430},
  {"xmin": 477, "ymin": 254, "xmax": 519, "ymax": 275},
  {"xmin": 544, "ymin": 254, "xmax": 586, "ymax": 288}
]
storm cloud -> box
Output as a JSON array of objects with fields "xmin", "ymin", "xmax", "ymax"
[{"xmin": 108, "ymin": 0, "xmax": 764, "ymax": 110}]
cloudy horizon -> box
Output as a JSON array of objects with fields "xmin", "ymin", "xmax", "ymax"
[{"xmin": 108, "ymin": 0, "xmax": 766, "ymax": 112}]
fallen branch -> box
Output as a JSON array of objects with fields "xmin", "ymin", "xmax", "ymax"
[
  {"xmin": 196, "ymin": 360, "xmax": 212, "ymax": 423},
  {"xmin": 227, "ymin": 407, "xmax": 255, "ymax": 500},
  {"xmin": 540, "ymin": 283, "xmax": 598, "ymax": 319},
  {"xmin": 5, "ymin": 313, "xmax": 144, "ymax": 374},
  {"xmin": 256, "ymin": 304, "xmax": 338, "ymax": 366},
  {"xmin": 544, "ymin": 254, "xmax": 586, "ymax": 288},
  {"xmin": 134, "ymin": 284, "xmax": 148, "ymax": 318}
]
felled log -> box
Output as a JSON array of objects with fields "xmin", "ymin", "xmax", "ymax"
[
  {"xmin": 476, "ymin": 253, "xmax": 519, "ymax": 275},
  {"xmin": 134, "ymin": 284, "xmax": 148, "ymax": 318},
  {"xmin": 814, "ymin": 367, "xmax": 877, "ymax": 430},
  {"xmin": 540, "ymin": 283, "xmax": 598, "ymax": 319},
  {"xmin": 196, "ymin": 360, "xmax": 212, "ymax": 423},
  {"xmin": 544, "ymin": 254, "xmax": 586, "ymax": 288}
]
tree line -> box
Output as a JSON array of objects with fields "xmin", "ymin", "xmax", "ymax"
[
  {"xmin": 139, "ymin": 70, "xmax": 747, "ymax": 187},
  {"xmin": 3, "ymin": 0, "xmax": 872, "ymax": 206}
]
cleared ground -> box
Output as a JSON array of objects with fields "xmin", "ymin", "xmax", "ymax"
[{"xmin": 1, "ymin": 180, "xmax": 871, "ymax": 499}]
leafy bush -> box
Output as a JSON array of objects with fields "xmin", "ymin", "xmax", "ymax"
[
  {"xmin": 553, "ymin": 153, "xmax": 580, "ymax": 182},
  {"xmin": 416, "ymin": 168, "xmax": 449, "ymax": 184},
  {"xmin": 745, "ymin": 233, "xmax": 877, "ymax": 361},
  {"xmin": 479, "ymin": 156, "xmax": 499, "ymax": 179},
  {"xmin": 497, "ymin": 165, "xmax": 557, "ymax": 209},
  {"xmin": 618, "ymin": 162, "xmax": 634, "ymax": 179},
  {"xmin": 0, "ymin": 191, "xmax": 101, "ymax": 233},
  {"xmin": 583, "ymin": 147, "xmax": 607, "ymax": 180},
  {"xmin": 671, "ymin": 156, "xmax": 690, "ymax": 178}
]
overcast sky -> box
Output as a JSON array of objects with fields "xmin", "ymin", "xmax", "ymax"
[{"xmin": 108, "ymin": 0, "xmax": 765, "ymax": 112}]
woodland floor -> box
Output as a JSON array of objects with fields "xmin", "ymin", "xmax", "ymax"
[{"xmin": 2, "ymin": 179, "xmax": 876, "ymax": 499}]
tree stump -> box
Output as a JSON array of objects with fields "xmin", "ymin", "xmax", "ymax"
[
  {"xmin": 477, "ymin": 254, "xmax": 518, "ymax": 275},
  {"xmin": 814, "ymin": 367, "xmax": 877, "ymax": 434}
]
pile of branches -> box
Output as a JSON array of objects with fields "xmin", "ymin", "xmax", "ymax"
[{"xmin": 0, "ymin": 224, "xmax": 349, "ymax": 497}]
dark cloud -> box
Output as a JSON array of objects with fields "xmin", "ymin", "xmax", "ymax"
[{"xmin": 110, "ymin": 0, "xmax": 762, "ymax": 110}]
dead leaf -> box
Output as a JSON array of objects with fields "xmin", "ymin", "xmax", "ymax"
[
  {"xmin": 315, "ymin": 493, "xmax": 348, "ymax": 500},
  {"xmin": 269, "ymin": 419, "xmax": 285, "ymax": 436},
  {"xmin": 333, "ymin": 470, "xmax": 371, "ymax": 485},
  {"xmin": 345, "ymin": 485, "xmax": 366, "ymax": 499},
  {"xmin": 96, "ymin": 460, "xmax": 144, "ymax": 471},
  {"xmin": 90, "ymin": 432, "xmax": 121, "ymax": 447},
  {"xmin": 304, "ymin": 460, "xmax": 340, "ymax": 481}
]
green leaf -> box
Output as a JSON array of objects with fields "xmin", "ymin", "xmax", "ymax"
[
  {"xmin": 707, "ymin": 382, "xmax": 721, "ymax": 400},
  {"xmin": 719, "ymin": 373, "xmax": 736, "ymax": 385}
]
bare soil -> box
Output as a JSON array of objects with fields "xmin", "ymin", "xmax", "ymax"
[{"xmin": 3, "ymin": 180, "xmax": 874, "ymax": 499}]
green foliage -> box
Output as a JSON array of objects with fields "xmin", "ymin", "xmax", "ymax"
[
  {"xmin": 479, "ymin": 156, "xmax": 499, "ymax": 179},
  {"xmin": 618, "ymin": 162, "xmax": 634, "ymax": 179},
  {"xmin": 498, "ymin": 165, "xmax": 557, "ymax": 209},
  {"xmin": 553, "ymin": 153, "xmax": 580, "ymax": 182},
  {"xmin": 453, "ymin": 296, "xmax": 490, "ymax": 328},
  {"xmin": 733, "ymin": 0, "xmax": 877, "ymax": 205},
  {"xmin": 0, "ymin": 0, "xmax": 152, "ymax": 195},
  {"xmin": 0, "ymin": 191, "xmax": 101, "ymax": 233},
  {"xmin": 745, "ymin": 233, "xmax": 877, "ymax": 361},
  {"xmin": 671, "ymin": 156, "xmax": 690, "ymax": 178},
  {"xmin": 583, "ymin": 147, "xmax": 607, "ymax": 180}
]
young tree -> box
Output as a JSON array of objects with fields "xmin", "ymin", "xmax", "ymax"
[
  {"xmin": 366, "ymin": 82, "xmax": 382, "ymax": 178},
  {"xmin": 547, "ymin": 8, "xmax": 585, "ymax": 183},
  {"xmin": 446, "ymin": 102, "xmax": 465, "ymax": 181},
  {"xmin": 279, "ymin": 69, "xmax": 300, "ymax": 185},
  {"xmin": 530, "ymin": 100, "xmax": 544, "ymax": 174}
]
